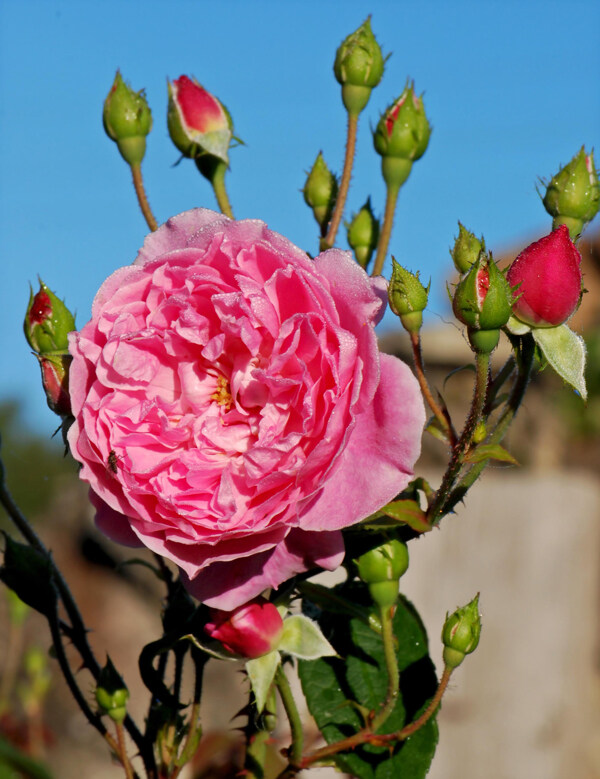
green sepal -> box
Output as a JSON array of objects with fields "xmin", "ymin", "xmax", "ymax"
[
  {"xmin": 464, "ymin": 443, "xmax": 518, "ymax": 466},
  {"xmin": 532, "ymin": 324, "xmax": 587, "ymax": 400},
  {"xmin": 245, "ymin": 650, "xmax": 280, "ymax": 713},
  {"xmin": 505, "ymin": 315, "xmax": 531, "ymax": 336},
  {"xmin": 278, "ymin": 614, "xmax": 337, "ymax": 660}
]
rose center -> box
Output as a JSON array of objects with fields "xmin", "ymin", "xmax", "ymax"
[{"xmin": 211, "ymin": 375, "xmax": 233, "ymax": 410}]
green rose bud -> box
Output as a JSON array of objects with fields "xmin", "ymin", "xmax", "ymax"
[
  {"xmin": 95, "ymin": 657, "xmax": 129, "ymax": 723},
  {"xmin": 355, "ymin": 538, "xmax": 409, "ymax": 609},
  {"xmin": 543, "ymin": 147, "xmax": 600, "ymax": 239},
  {"xmin": 451, "ymin": 223, "xmax": 486, "ymax": 274},
  {"xmin": 103, "ymin": 71, "xmax": 152, "ymax": 167},
  {"xmin": 303, "ymin": 152, "xmax": 338, "ymax": 233},
  {"xmin": 388, "ymin": 259, "xmax": 429, "ymax": 333},
  {"xmin": 346, "ymin": 198, "xmax": 379, "ymax": 269},
  {"xmin": 442, "ymin": 594, "xmax": 481, "ymax": 669},
  {"xmin": 334, "ymin": 17, "xmax": 384, "ymax": 115},
  {"xmin": 452, "ymin": 253, "xmax": 513, "ymax": 352},
  {"xmin": 373, "ymin": 83, "xmax": 431, "ymax": 190}
]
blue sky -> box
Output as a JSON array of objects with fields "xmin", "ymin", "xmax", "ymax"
[{"xmin": 1, "ymin": 0, "xmax": 598, "ymax": 435}]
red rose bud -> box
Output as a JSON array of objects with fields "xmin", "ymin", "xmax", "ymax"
[
  {"xmin": 543, "ymin": 147, "xmax": 599, "ymax": 239},
  {"xmin": 355, "ymin": 538, "xmax": 409, "ymax": 609},
  {"xmin": 103, "ymin": 71, "xmax": 152, "ymax": 167},
  {"xmin": 346, "ymin": 198, "xmax": 379, "ymax": 269},
  {"xmin": 24, "ymin": 281, "xmax": 75, "ymax": 355},
  {"xmin": 453, "ymin": 253, "xmax": 512, "ymax": 352},
  {"xmin": 507, "ymin": 225, "xmax": 583, "ymax": 328},
  {"xmin": 442, "ymin": 593, "xmax": 481, "ymax": 669},
  {"xmin": 167, "ymin": 76, "xmax": 232, "ymax": 164},
  {"xmin": 388, "ymin": 259, "xmax": 429, "ymax": 333},
  {"xmin": 373, "ymin": 83, "xmax": 431, "ymax": 190},
  {"xmin": 334, "ymin": 17, "xmax": 384, "ymax": 115},
  {"xmin": 38, "ymin": 354, "xmax": 72, "ymax": 417},
  {"xmin": 451, "ymin": 223, "xmax": 486, "ymax": 275},
  {"xmin": 303, "ymin": 152, "xmax": 338, "ymax": 233},
  {"xmin": 204, "ymin": 598, "xmax": 284, "ymax": 659}
]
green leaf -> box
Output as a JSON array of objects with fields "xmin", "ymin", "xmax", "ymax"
[
  {"xmin": 0, "ymin": 735, "xmax": 54, "ymax": 779},
  {"xmin": 464, "ymin": 443, "xmax": 518, "ymax": 465},
  {"xmin": 246, "ymin": 651, "xmax": 280, "ymax": 713},
  {"xmin": 279, "ymin": 615, "xmax": 337, "ymax": 660},
  {"xmin": 362, "ymin": 500, "xmax": 430, "ymax": 534},
  {"xmin": 299, "ymin": 584, "xmax": 439, "ymax": 778},
  {"xmin": 532, "ymin": 324, "xmax": 587, "ymax": 400}
]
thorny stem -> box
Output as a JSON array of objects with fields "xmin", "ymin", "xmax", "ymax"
[
  {"xmin": 410, "ymin": 331, "xmax": 457, "ymax": 448},
  {"xmin": 372, "ymin": 181, "xmax": 400, "ymax": 277},
  {"xmin": 276, "ymin": 665, "xmax": 304, "ymax": 767},
  {"xmin": 115, "ymin": 721, "xmax": 136, "ymax": 779},
  {"xmin": 0, "ymin": 458, "xmax": 154, "ymax": 776},
  {"xmin": 445, "ymin": 334, "xmax": 535, "ymax": 514},
  {"xmin": 427, "ymin": 350, "xmax": 490, "ymax": 525},
  {"xmin": 131, "ymin": 164, "xmax": 158, "ymax": 232},
  {"xmin": 370, "ymin": 605, "xmax": 399, "ymax": 732},
  {"xmin": 323, "ymin": 112, "xmax": 359, "ymax": 249}
]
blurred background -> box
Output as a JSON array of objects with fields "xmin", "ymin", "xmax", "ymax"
[{"xmin": 0, "ymin": 1, "xmax": 599, "ymax": 777}]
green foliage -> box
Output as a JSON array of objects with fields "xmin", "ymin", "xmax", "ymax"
[{"xmin": 299, "ymin": 584, "xmax": 438, "ymax": 778}]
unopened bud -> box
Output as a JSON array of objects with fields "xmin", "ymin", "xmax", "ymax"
[
  {"xmin": 303, "ymin": 153, "xmax": 338, "ymax": 233},
  {"xmin": 442, "ymin": 594, "xmax": 481, "ymax": 669},
  {"xmin": 451, "ymin": 223, "xmax": 485, "ymax": 274},
  {"xmin": 388, "ymin": 259, "xmax": 429, "ymax": 333},
  {"xmin": 346, "ymin": 198, "xmax": 379, "ymax": 269},
  {"xmin": 334, "ymin": 17, "xmax": 384, "ymax": 115},
  {"xmin": 103, "ymin": 71, "xmax": 152, "ymax": 167},
  {"xmin": 24, "ymin": 281, "xmax": 75, "ymax": 355},
  {"xmin": 543, "ymin": 147, "xmax": 600, "ymax": 238},
  {"xmin": 355, "ymin": 538, "xmax": 409, "ymax": 609},
  {"xmin": 95, "ymin": 657, "xmax": 129, "ymax": 723}
]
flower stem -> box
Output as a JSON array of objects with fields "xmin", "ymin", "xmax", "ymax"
[
  {"xmin": 427, "ymin": 350, "xmax": 490, "ymax": 525},
  {"xmin": 444, "ymin": 334, "xmax": 534, "ymax": 514},
  {"xmin": 410, "ymin": 331, "xmax": 457, "ymax": 448},
  {"xmin": 370, "ymin": 605, "xmax": 399, "ymax": 732},
  {"xmin": 275, "ymin": 665, "xmax": 304, "ymax": 767},
  {"xmin": 196, "ymin": 157, "xmax": 234, "ymax": 218},
  {"xmin": 323, "ymin": 112, "xmax": 359, "ymax": 249},
  {"xmin": 130, "ymin": 164, "xmax": 158, "ymax": 232},
  {"xmin": 115, "ymin": 721, "xmax": 136, "ymax": 779},
  {"xmin": 297, "ymin": 666, "xmax": 453, "ymax": 770},
  {"xmin": 372, "ymin": 180, "xmax": 400, "ymax": 277}
]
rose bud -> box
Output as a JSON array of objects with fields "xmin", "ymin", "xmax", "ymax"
[
  {"xmin": 95, "ymin": 657, "xmax": 129, "ymax": 723},
  {"xmin": 167, "ymin": 75, "xmax": 232, "ymax": 164},
  {"xmin": 451, "ymin": 223, "xmax": 486, "ymax": 275},
  {"xmin": 334, "ymin": 17, "xmax": 384, "ymax": 115},
  {"xmin": 303, "ymin": 152, "xmax": 338, "ymax": 234},
  {"xmin": 346, "ymin": 198, "xmax": 379, "ymax": 270},
  {"xmin": 442, "ymin": 593, "xmax": 481, "ymax": 669},
  {"xmin": 204, "ymin": 598, "xmax": 284, "ymax": 659},
  {"xmin": 373, "ymin": 83, "xmax": 431, "ymax": 190},
  {"xmin": 388, "ymin": 259, "xmax": 429, "ymax": 333},
  {"xmin": 355, "ymin": 538, "xmax": 409, "ymax": 610},
  {"xmin": 452, "ymin": 253, "xmax": 513, "ymax": 353},
  {"xmin": 507, "ymin": 225, "xmax": 583, "ymax": 328},
  {"xmin": 543, "ymin": 147, "xmax": 600, "ymax": 239},
  {"xmin": 103, "ymin": 71, "xmax": 152, "ymax": 167},
  {"xmin": 24, "ymin": 281, "xmax": 75, "ymax": 355}
]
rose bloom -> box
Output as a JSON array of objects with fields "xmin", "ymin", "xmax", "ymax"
[{"xmin": 68, "ymin": 209, "xmax": 424, "ymax": 609}]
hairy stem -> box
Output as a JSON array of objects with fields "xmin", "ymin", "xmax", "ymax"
[
  {"xmin": 115, "ymin": 722, "xmax": 136, "ymax": 779},
  {"xmin": 370, "ymin": 605, "xmax": 399, "ymax": 732},
  {"xmin": 323, "ymin": 112, "xmax": 359, "ymax": 249},
  {"xmin": 410, "ymin": 331, "xmax": 457, "ymax": 447},
  {"xmin": 131, "ymin": 164, "xmax": 158, "ymax": 232},
  {"xmin": 372, "ymin": 182, "xmax": 400, "ymax": 277},
  {"xmin": 276, "ymin": 665, "xmax": 304, "ymax": 767}
]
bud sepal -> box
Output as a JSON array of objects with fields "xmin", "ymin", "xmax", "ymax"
[
  {"xmin": 334, "ymin": 17, "xmax": 385, "ymax": 115},
  {"xmin": 303, "ymin": 153, "xmax": 338, "ymax": 233},
  {"xmin": 388, "ymin": 259, "xmax": 429, "ymax": 333},
  {"xmin": 103, "ymin": 71, "xmax": 152, "ymax": 167},
  {"xmin": 542, "ymin": 147, "xmax": 600, "ymax": 238},
  {"xmin": 441, "ymin": 594, "xmax": 481, "ymax": 669}
]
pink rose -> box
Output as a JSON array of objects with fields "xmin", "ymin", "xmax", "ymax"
[
  {"xmin": 68, "ymin": 209, "xmax": 424, "ymax": 609},
  {"xmin": 507, "ymin": 225, "xmax": 582, "ymax": 327},
  {"xmin": 205, "ymin": 598, "xmax": 284, "ymax": 659}
]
